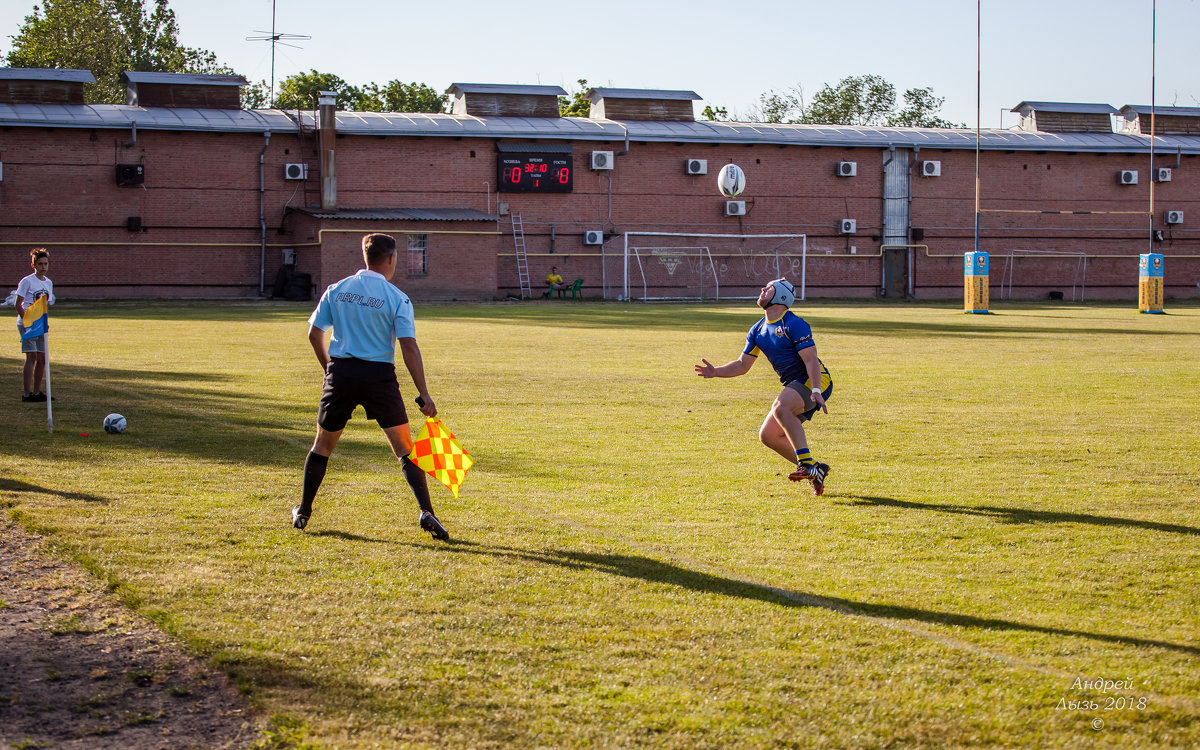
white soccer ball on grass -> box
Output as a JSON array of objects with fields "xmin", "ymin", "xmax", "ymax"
[{"xmin": 103, "ymin": 413, "xmax": 127, "ymax": 434}]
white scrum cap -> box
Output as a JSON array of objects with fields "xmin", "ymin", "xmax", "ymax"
[{"xmin": 767, "ymin": 278, "xmax": 795, "ymax": 308}]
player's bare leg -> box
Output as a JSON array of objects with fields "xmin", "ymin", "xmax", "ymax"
[
  {"xmin": 759, "ymin": 412, "xmax": 802, "ymax": 462},
  {"xmin": 769, "ymin": 389, "xmax": 829, "ymax": 495}
]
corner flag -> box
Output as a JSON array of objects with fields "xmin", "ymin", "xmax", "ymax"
[
  {"xmin": 409, "ymin": 417, "xmax": 474, "ymax": 498},
  {"xmin": 20, "ymin": 296, "xmax": 48, "ymax": 340}
]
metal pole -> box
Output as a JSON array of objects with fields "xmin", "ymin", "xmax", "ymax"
[
  {"xmin": 1149, "ymin": 0, "xmax": 1157, "ymax": 253},
  {"xmin": 974, "ymin": 0, "xmax": 982, "ymax": 256},
  {"xmin": 44, "ymin": 333, "xmax": 53, "ymax": 433}
]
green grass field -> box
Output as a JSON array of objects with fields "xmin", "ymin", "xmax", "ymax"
[{"xmin": 2, "ymin": 299, "xmax": 1198, "ymax": 748}]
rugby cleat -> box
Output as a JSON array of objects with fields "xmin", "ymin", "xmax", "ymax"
[
  {"xmin": 788, "ymin": 461, "xmax": 830, "ymax": 496},
  {"xmin": 419, "ymin": 511, "xmax": 450, "ymax": 541},
  {"xmin": 291, "ymin": 504, "xmax": 310, "ymax": 531}
]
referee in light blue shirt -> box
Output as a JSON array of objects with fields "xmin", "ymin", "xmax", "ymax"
[{"xmin": 293, "ymin": 232, "xmax": 449, "ymax": 540}]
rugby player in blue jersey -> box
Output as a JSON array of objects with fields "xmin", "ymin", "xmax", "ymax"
[
  {"xmin": 694, "ymin": 278, "xmax": 834, "ymax": 495},
  {"xmin": 293, "ymin": 233, "xmax": 449, "ymax": 539}
]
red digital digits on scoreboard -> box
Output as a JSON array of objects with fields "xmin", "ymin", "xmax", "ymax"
[{"xmin": 498, "ymin": 154, "xmax": 573, "ymax": 193}]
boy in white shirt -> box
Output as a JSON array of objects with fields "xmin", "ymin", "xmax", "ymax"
[{"xmin": 15, "ymin": 248, "xmax": 54, "ymax": 402}]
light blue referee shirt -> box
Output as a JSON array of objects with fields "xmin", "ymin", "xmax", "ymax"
[{"xmin": 308, "ymin": 270, "xmax": 416, "ymax": 363}]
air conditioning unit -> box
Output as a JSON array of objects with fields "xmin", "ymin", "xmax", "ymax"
[
  {"xmin": 584, "ymin": 230, "xmax": 604, "ymax": 245},
  {"xmin": 1165, "ymin": 210, "xmax": 1184, "ymax": 225},
  {"xmin": 920, "ymin": 160, "xmax": 941, "ymax": 177},
  {"xmin": 837, "ymin": 161, "xmax": 857, "ymax": 177},
  {"xmin": 1118, "ymin": 169, "xmax": 1138, "ymax": 185},
  {"xmin": 724, "ymin": 200, "xmax": 747, "ymax": 216},
  {"xmin": 839, "ymin": 219, "xmax": 857, "ymax": 234},
  {"xmin": 685, "ymin": 158, "xmax": 708, "ymax": 175},
  {"xmin": 284, "ymin": 163, "xmax": 308, "ymax": 180},
  {"xmin": 116, "ymin": 164, "xmax": 144, "ymax": 185},
  {"xmin": 590, "ymin": 151, "xmax": 614, "ymax": 170},
  {"xmin": 1156, "ymin": 167, "xmax": 1173, "ymax": 183}
]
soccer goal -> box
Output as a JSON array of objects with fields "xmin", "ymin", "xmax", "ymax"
[{"xmin": 619, "ymin": 232, "xmax": 808, "ymax": 301}]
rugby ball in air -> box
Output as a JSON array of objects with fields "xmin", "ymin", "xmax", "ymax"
[
  {"xmin": 103, "ymin": 413, "xmax": 127, "ymax": 434},
  {"xmin": 717, "ymin": 164, "xmax": 746, "ymax": 198}
]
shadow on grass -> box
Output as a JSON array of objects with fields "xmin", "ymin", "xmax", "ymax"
[
  {"xmin": 836, "ymin": 494, "xmax": 1200, "ymax": 536},
  {"xmin": 0, "ymin": 477, "xmax": 107, "ymax": 503},
  {"xmin": 415, "ymin": 540, "xmax": 1199, "ymax": 656},
  {"xmin": 0, "ymin": 360, "xmax": 315, "ymax": 468}
]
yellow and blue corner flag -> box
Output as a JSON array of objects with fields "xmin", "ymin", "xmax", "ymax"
[
  {"xmin": 20, "ymin": 296, "xmax": 48, "ymax": 341},
  {"xmin": 409, "ymin": 417, "xmax": 474, "ymax": 498}
]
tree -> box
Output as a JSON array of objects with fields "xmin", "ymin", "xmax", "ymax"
[
  {"xmin": 266, "ymin": 72, "xmax": 446, "ymax": 112},
  {"xmin": 745, "ymin": 85, "xmax": 806, "ymax": 123},
  {"xmin": 354, "ymin": 80, "xmax": 447, "ymax": 113},
  {"xmin": 701, "ymin": 104, "xmax": 728, "ymax": 121},
  {"xmin": 240, "ymin": 80, "xmax": 271, "ymax": 109},
  {"xmin": 888, "ymin": 87, "xmax": 963, "ymax": 128},
  {"xmin": 558, "ymin": 79, "xmax": 590, "ymax": 117},
  {"xmin": 805, "ymin": 74, "xmax": 895, "ymax": 126},
  {"xmin": 272, "ymin": 70, "xmax": 360, "ymax": 111},
  {"xmin": 5, "ymin": 0, "xmax": 233, "ymax": 104},
  {"xmin": 743, "ymin": 75, "xmax": 963, "ymax": 128}
]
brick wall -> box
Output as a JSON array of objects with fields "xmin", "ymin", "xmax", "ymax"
[{"xmin": 3, "ymin": 123, "xmax": 1198, "ymax": 301}]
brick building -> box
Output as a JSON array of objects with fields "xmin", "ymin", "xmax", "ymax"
[{"xmin": 2, "ymin": 69, "xmax": 1197, "ymax": 302}]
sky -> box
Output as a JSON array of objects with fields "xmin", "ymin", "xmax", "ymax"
[{"xmin": 1, "ymin": 0, "xmax": 1197, "ymax": 128}]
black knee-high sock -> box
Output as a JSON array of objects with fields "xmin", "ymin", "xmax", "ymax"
[
  {"xmin": 401, "ymin": 456, "xmax": 434, "ymax": 515},
  {"xmin": 300, "ymin": 452, "xmax": 328, "ymax": 515}
]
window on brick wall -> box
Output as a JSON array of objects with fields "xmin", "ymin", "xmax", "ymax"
[{"xmin": 407, "ymin": 234, "xmax": 428, "ymax": 276}]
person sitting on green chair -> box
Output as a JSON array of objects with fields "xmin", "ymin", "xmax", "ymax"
[{"xmin": 546, "ymin": 266, "xmax": 571, "ymax": 298}]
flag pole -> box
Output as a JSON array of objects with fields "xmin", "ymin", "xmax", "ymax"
[{"xmin": 44, "ymin": 331, "xmax": 53, "ymax": 433}]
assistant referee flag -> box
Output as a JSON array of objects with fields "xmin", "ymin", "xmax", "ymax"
[
  {"xmin": 409, "ymin": 417, "xmax": 473, "ymax": 498},
  {"xmin": 20, "ymin": 296, "xmax": 48, "ymax": 340}
]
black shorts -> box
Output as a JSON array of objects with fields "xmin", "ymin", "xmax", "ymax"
[
  {"xmin": 317, "ymin": 357, "xmax": 409, "ymax": 431},
  {"xmin": 785, "ymin": 374, "xmax": 833, "ymax": 423}
]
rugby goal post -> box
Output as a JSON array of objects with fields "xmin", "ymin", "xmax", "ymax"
[{"xmin": 620, "ymin": 232, "xmax": 808, "ymax": 301}]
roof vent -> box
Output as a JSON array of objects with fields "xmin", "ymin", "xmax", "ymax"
[
  {"xmin": 122, "ymin": 72, "xmax": 247, "ymax": 109},
  {"xmin": 1119, "ymin": 105, "xmax": 1200, "ymax": 136},
  {"xmin": 588, "ymin": 87, "xmax": 701, "ymax": 122},
  {"xmin": 1010, "ymin": 101, "xmax": 1119, "ymax": 133},
  {"xmin": 0, "ymin": 68, "xmax": 95, "ymax": 105},
  {"xmin": 447, "ymin": 83, "xmax": 567, "ymax": 118}
]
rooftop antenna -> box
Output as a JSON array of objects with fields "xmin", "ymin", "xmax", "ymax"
[{"xmin": 245, "ymin": 0, "xmax": 311, "ymax": 105}]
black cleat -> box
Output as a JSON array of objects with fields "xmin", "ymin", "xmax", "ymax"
[
  {"xmin": 291, "ymin": 504, "xmax": 310, "ymax": 530},
  {"xmin": 419, "ymin": 511, "xmax": 449, "ymax": 541}
]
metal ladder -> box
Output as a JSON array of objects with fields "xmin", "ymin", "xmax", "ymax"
[{"xmin": 512, "ymin": 213, "xmax": 532, "ymax": 299}]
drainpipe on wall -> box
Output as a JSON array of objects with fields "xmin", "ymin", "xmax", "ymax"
[
  {"xmin": 258, "ymin": 130, "xmax": 271, "ymax": 295},
  {"xmin": 318, "ymin": 91, "xmax": 337, "ymax": 210}
]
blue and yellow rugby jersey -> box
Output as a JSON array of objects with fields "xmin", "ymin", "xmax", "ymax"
[{"xmin": 743, "ymin": 310, "xmax": 831, "ymax": 389}]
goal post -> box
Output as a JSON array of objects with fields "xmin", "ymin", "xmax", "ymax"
[{"xmin": 620, "ymin": 232, "xmax": 808, "ymax": 301}]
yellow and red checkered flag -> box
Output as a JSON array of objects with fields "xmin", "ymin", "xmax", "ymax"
[{"xmin": 408, "ymin": 417, "xmax": 474, "ymax": 498}]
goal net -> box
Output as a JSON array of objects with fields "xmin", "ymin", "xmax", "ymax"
[
  {"xmin": 618, "ymin": 232, "xmax": 808, "ymax": 301},
  {"xmin": 995, "ymin": 248, "xmax": 1089, "ymax": 301}
]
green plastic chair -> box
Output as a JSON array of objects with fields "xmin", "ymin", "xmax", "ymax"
[{"xmin": 568, "ymin": 278, "xmax": 583, "ymax": 300}]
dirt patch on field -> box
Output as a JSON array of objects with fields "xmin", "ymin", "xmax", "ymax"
[{"xmin": 0, "ymin": 520, "xmax": 257, "ymax": 749}]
